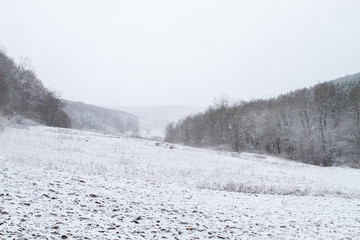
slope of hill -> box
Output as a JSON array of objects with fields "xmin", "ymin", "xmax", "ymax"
[
  {"xmin": 166, "ymin": 73, "xmax": 360, "ymax": 167},
  {"xmin": 0, "ymin": 50, "xmax": 71, "ymax": 128},
  {"xmin": 1, "ymin": 125, "xmax": 359, "ymax": 239},
  {"xmin": 111, "ymin": 106, "xmax": 204, "ymax": 138},
  {"xmin": 331, "ymin": 72, "xmax": 360, "ymax": 85},
  {"xmin": 63, "ymin": 101, "xmax": 139, "ymax": 134}
]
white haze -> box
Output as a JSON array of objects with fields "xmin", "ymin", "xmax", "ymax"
[{"xmin": 1, "ymin": 0, "xmax": 360, "ymax": 107}]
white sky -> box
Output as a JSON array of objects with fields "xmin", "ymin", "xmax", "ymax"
[{"xmin": 1, "ymin": 0, "xmax": 360, "ymax": 107}]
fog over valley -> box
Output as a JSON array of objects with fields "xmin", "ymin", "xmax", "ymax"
[{"xmin": 1, "ymin": 1, "xmax": 360, "ymax": 239}]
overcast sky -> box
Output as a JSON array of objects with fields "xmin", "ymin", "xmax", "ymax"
[{"xmin": 1, "ymin": 0, "xmax": 360, "ymax": 107}]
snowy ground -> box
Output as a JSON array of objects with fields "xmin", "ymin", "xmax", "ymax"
[{"xmin": 1, "ymin": 125, "xmax": 360, "ymax": 239}]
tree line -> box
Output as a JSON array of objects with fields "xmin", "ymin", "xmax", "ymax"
[
  {"xmin": 0, "ymin": 49, "xmax": 71, "ymax": 128},
  {"xmin": 165, "ymin": 75, "xmax": 360, "ymax": 167}
]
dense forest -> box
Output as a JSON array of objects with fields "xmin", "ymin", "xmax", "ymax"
[
  {"xmin": 0, "ymin": 50, "xmax": 71, "ymax": 127},
  {"xmin": 165, "ymin": 74, "xmax": 360, "ymax": 167}
]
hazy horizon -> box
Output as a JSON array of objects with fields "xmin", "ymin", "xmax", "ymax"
[{"xmin": 1, "ymin": 0, "xmax": 360, "ymax": 107}]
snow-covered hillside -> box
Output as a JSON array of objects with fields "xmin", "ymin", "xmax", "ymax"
[
  {"xmin": 330, "ymin": 72, "xmax": 360, "ymax": 85},
  {"xmin": 64, "ymin": 101, "xmax": 139, "ymax": 134},
  {"xmin": 111, "ymin": 106, "xmax": 204, "ymax": 138},
  {"xmin": 1, "ymin": 125, "xmax": 360, "ymax": 239}
]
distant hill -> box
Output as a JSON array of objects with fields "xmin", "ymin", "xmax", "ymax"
[
  {"xmin": 330, "ymin": 72, "xmax": 360, "ymax": 85},
  {"xmin": 64, "ymin": 101, "xmax": 139, "ymax": 134},
  {"xmin": 110, "ymin": 106, "xmax": 204, "ymax": 138},
  {"xmin": 330, "ymin": 72, "xmax": 360, "ymax": 93}
]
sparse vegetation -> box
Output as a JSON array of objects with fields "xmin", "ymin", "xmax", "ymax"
[{"xmin": 198, "ymin": 181, "xmax": 311, "ymax": 196}]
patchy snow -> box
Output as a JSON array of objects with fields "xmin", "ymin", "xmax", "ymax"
[{"xmin": 1, "ymin": 125, "xmax": 360, "ymax": 239}]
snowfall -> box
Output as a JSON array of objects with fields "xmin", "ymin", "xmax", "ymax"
[{"xmin": 1, "ymin": 124, "xmax": 360, "ymax": 239}]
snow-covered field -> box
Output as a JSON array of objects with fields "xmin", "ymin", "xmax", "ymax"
[{"xmin": 1, "ymin": 125, "xmax": 360, "ymax": 239}]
